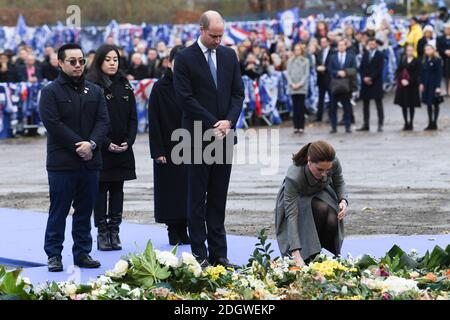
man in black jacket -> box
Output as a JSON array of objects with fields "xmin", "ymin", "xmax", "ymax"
[
  {"xmin": 316, "ymin": 37, "xmax": 334, "ymax": 122},
  {"xmin": 39, "ymin": 43, "xmax": 110, "ymax": 272},
  {"xmin": 357, "ymin": 38, "xmax": 385, "ymax": 132}
]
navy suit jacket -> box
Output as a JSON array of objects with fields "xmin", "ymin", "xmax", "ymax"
[
  {"xmin": 173, "ymin": 42, "xmax": 244, "ymax": 145},
  {"xmin": 328, "ymin": 52, "xmax": 357, "ymax": 79}
]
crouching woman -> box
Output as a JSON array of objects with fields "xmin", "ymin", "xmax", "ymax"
[{"xmin": 275, "ymin": 140, "xmax": 348, "ymax": 266}]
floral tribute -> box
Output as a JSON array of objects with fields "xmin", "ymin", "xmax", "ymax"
[{"xmin": 1, "ymin": 230, "xmax": 449, "ymax": 300}]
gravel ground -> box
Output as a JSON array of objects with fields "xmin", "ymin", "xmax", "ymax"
[{"xmin": 1, "ymin": 93, "xmax": 450, "ymax": 238}]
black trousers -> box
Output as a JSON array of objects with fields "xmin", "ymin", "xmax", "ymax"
[
  {"xmin": 317, "ymin": 84, "xmax": 330, "ymax": 121},
  {"xmin": 94, "ymin": 180, "xmax": 124, "ymax": 233},
  {"xmin": 291, "ymin": 94, "xmax": 306, "ymax": 130},
  {"xmin": 186, "ymin": 152, "xmax": 233, "ymax": 261},
  {"xmin": 44, "ymin": 167, "xmax": 99, "ymax": 260},
  {"xmin": 362, "ymin": 99, "xmax": 384, "ymax": 127}
]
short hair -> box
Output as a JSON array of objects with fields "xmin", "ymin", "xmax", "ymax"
[
  {"xmin": 367, "ymin": 37, "xmax": 377, "ymax": 43},
  {"xmin": 199, "ymin": 11, "xmax": 224, "ymax": 30},
  {"xmin": 57, "ymin": 43, "xmax": 83, "ymax": 61}
]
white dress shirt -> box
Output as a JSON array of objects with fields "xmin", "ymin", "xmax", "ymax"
[
  {"xmin": 322, "ymin": 47, "xmax": 330, "ymax": 65},
  {"xmin": 198, "ymin": 38, "xmax": 217, "ymax": 68},
  {"xmin": 338, "ymin": 52, "xmax": 346, "ymax": 67}
]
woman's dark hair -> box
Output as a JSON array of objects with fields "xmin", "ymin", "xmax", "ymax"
[
  {"xmin": 292, "ymin": 140, "xmax": 336, "ymax": 166},
  {"xmin": 86, "ymin": 44, "xmax": 125, "ymax": 86},
  {"xmin": 169, "ymin": 45, "xmax": 185, "ymax": 63}
]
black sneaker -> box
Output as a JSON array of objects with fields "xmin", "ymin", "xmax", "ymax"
[
  {"xmin": 48, "ymin": 256, "xmax": 63, "ymax": 272},
  {"xmin": 74, "ymin": 255, "xmax": 101, "ymax": 269},
  {"xmin": 356, "ymin": 126, "xmax": 369, "ymax": 132}
]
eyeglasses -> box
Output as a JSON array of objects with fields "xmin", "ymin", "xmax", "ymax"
[{"xmin": 65, "ymin": 58, "xmax": 86, "ymax": 66}]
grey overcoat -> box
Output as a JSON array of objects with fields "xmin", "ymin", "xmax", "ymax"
[{"xmin": 274, "ymin": 158, "xmax": 348, "ymax": 260}]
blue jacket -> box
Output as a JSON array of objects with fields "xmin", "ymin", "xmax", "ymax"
[
  {"xmin": 328, "ymin": 52, "xmax": 357, "ymax": 79},
  {"xmin": 38, "ymin": 73, "xmax": 110, "ymax": 171},
  {"xmin": 173, "ymin": 42, "xmax": 244, "ymax": 146},
  {"xmin": 421, "ymin": 57, "xmax": 443, "ymax": 105}
]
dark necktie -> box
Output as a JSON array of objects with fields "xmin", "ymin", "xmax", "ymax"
[{"xmin": 207, "ymin": 49, "xmax": 217, "ymax": 88}]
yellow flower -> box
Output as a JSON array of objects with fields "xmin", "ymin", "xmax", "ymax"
[
  {"xmin": 334, "ymin": 295, "xmax": 362, "ymax": 300},
  {"xmin": 310, "ymin": 260, "xmax": 349, "ymax": 277},
  {"xmin": 202, "ymin": 265, "xmax": 228, "ymax": 281}
]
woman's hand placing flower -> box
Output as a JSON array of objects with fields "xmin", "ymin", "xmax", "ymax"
[{"xmin": 338, "ymin": 200, "xmax": 348, "ymax": 220}]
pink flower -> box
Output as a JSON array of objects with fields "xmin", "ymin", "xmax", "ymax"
[{"xmin": 382, "ymin": 292, "xmax": 391, "ymax": 300}]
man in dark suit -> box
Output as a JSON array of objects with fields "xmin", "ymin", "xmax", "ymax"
[
  {"xmin": 316, "ymin": 37, "xmax": 334, "ymax": 122},
  {"xmin": 328, "ymin": 39, "xmax": 357, "ymax": 133},
  {"xmin": 357, "ymin": 38, "xmax": 385, "ymax": 132},
  {"xmin": 39, "ymin": 43, "xmax": 110, "ymax": 272},
  {"xmin": 173, "ymin": 11, "xmax": 244, "ymax": 268}
]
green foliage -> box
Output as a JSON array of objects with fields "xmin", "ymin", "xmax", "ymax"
[
  {"xmin": 126, "ymin": 241, "xmax": 171, "ymax": 289},
  {"xmin": 417, "ymin": 245, "xmax": 450, "ymax": 270},
  {"xmin": 381, "ymin": 245, "xmax": 418, "ymax": 272},
  {"xmin": 0, "ymin": 266, "xmax": 32, "ymax": 300},
  {"xmin": 247, "ymin": 228, "xmax": 276, "ymax": 271}
]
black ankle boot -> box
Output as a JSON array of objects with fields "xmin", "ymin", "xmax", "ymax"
[
  {"xmin": 109, "ymin": 231, "xmax": 122, "ymax": 250},
  {"xmin": 108, "ymin": 191, "xmax": 123, "ymax": 250},
  {"xmin": 167, "ymin": 224, "xmax": 182, "ymax": 245},
  {"xmin": 97, "ymin": 229, "xmax": 112, "ymax": 251},
  {"xmin": 424, "ymin": 122, "xmax": 433, "ymax": 131},
  {"xmin": 176, "ymin": 223, "xmax": 191, "ymax": 245},
  {"xmin": 432, "ymin": 121, "xmax": 438, "ymax": 130}
]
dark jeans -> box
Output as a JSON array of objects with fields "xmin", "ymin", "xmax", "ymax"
[
  {"xmin": 362, "ymin": 99, "xmax": 384, "ymax": 127},
  {"xmin": 330, "ymin": 93, "xmax": 352, "ymax": 130},
  {"xmin": 94, "ymin": 181, "xmax": 124, "ymax": 233},
  {"xmin": 291, "ymin": 94, "xmax": 306, "ymax": 130},
  {"xmin": 186, "ymin": 160, "xmax": 232, "ymax": 261},
  {"xmin": 317, "ymin": 84, "xmax": 330, "ymax": 121},
  {"xmin": 44, "ymin": 167, "xmax": 99, "ymax": 261}
]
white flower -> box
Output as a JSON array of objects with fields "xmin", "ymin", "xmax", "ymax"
[
  {"xmin": 361, "ymin": 277, "xmax": 384, "ymax": 290},
  {"xmin": 130, "ymin": 288, "xmax": 141, "ymax": 299},
  {"xmin": 341, "ymin": 286, "xmax": 348, "ymax": 295},
  {"xmin": 361, "ymin": 276, "xmax": 418, "ymax": 295},
  {"xmin": 96, "ymin": 275, "xmax": 113, "ymax": 286},
  {"xmin": 121, "ymin": 283, "xmax": 131, "ymax": 291},
  {"xmin": 91, "ymin": 289, "xmax": 99, "ymax": 297},
  {"xmin": 382, "ymin": 276, "xmax": 418, "ymax": 295},
  {"xmin": 110, "ymin": 260, "xmax": 129, "ymax": 278},
  {"xmin": 180, "ymin": 252, "xmax": 202, "ymax": 276},
  {"xmin": 155, "ymin": 250, "xmax": 180, "ymax": 268},
  {"xmin": 21, "ymin": 277, "xmax": 31, "ymax": 285},
  {"xmin": 64, "ymin": 283, "xmax": 78, "ymax": 296},
  {"xmin": 189, "ymin": 264, "xmax": 202, "ymax": 277},
  {"xmin": 181, "ymin": 252, "xmax": 198, "ymax": 265}
]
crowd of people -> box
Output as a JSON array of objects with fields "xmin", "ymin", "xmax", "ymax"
[{"xmin": 2, "ymin": 6, "xmax": 450, "ymax": 135}]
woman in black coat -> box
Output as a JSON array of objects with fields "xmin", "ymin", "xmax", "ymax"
[
  {"xmin": 420, "ymin": 44, "xmax": 443, "ymax": 130},
  {"xmin": 148, "ymin": 45, "xmax": 190, "ymax": 246},
  {"xmin": 87, "ymin": 44, "xmax": 138, "ymax": 251},
  {"xmin": 394, "ymin": 44, "xmax": 422, "ymax": 130}
]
